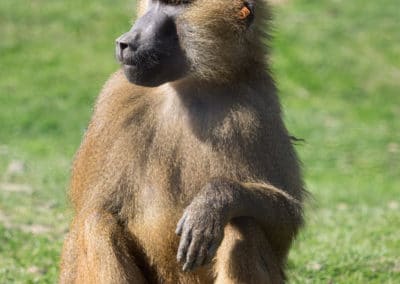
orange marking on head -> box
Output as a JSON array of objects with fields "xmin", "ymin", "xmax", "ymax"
[{"xmin": 238, "ymin": 6, "xmax": 251, "ymax": 20}]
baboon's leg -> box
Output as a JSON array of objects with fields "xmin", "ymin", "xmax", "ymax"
[
  {"xmin": 214, "ymin": 218, "xmax": 284, "ymax": 284},
  {"xmin": 59, "ymin": 211, "xmax": 147, "ymax": 284}
]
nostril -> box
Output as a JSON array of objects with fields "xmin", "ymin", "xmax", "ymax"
[{"xmin": 119, "ymin": 42, "xmax": 129, "ymax": 51}]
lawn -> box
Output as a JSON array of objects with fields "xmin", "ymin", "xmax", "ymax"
[{"xmin": 0, "ymin": 0, "xmax": 399, "ymax": 283}]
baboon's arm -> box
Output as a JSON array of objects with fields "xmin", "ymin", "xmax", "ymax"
[
  {"xmin": 176, "ymin": 177, "xmax": 302, "ymax": 271},
  {"xmin": 225, "ymin": 179, "xmax": 303, "ymax": 231}
]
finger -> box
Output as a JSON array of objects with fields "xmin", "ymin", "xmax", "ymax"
[
  {"xmin": 175, "ymin": 212, "xmax": 187, "ymax": 236},
  {"xmin": 204, "ymin": 241, "xmax": 219, "ymax": 265},
  {"xmin": 183, "ymin": 235, "xmax": 201, "ymax": 272},
  {"xmin": 177, "ymin": 229, "xmax": 191, "ymax": 263},
  {"xmin": 183, "ymin": 260, "xmax": 194, "ymax": 272},
  {"xmin": 193, "ymin": 244, "xmax": 208, "ymax": 268}
]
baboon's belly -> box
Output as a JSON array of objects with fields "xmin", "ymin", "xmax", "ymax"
[{"xmin": 128, "ymin": 205, "xmax": 213, "ymax": 283}]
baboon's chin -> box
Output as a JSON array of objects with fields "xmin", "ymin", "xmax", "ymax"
[{"xmin": 123, "ymin": 64, "xmax": 185, "ymax": 87}]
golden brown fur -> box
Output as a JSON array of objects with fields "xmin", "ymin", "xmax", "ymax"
[{"xmin": 60, "ymin": 0, "xmax": 305, "ymax": 283}]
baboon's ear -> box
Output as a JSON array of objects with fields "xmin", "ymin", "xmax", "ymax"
[
  {"xmin": 238, "ymin": 2, "xmax": 255, "ymax": 25},
  {"xmin": 238, "ymin": 6, "xmax": 251, "ymax": 20}
]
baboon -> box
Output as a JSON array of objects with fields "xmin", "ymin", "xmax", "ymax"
[{"xmin": 59, "ymin": 0, "xmax": 305, "ymax": 283}]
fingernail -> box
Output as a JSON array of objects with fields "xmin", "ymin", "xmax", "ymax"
[{"xmin": 183, "ymin": 263, "xmax": 191, "ymax": 272}]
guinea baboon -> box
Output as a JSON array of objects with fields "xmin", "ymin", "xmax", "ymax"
[{"xmin": 59, "ymin": 0, "xmax": 305, "ymax": 283}]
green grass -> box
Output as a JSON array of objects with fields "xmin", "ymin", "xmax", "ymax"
[{"xmin": 0, "ymin": 0, "xmax": 399, "ymax": 283}]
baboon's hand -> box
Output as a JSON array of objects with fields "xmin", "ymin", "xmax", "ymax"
[{"xmin": 175, "ymin": 194, "xmax": 227, "ymax": 272}]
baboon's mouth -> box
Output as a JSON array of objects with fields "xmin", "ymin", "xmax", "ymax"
[
  {"xmin": 123, "ymin": 64, "xmax": 137, "ymax": 73},
  {"xmin": 122, "ymin": 62, "xmax": 167, "ymax": 87}
]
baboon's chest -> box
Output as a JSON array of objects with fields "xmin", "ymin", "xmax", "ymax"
[
  {"xmin": 133, "ymin": 123, "xmax": 256, "ymax": 205},
  {"xmin": 125, "ymin": 96, "xmax": 268, "ymax": 217}
]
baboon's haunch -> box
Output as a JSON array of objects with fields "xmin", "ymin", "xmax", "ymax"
[{"xmin": 60, "ymin": 0, "xmax": 305, "ymax": 283}]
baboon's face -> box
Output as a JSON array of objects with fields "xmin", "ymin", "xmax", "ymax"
[{"xmin": 116, "ymin": 0, "xmax": 259, "ymax": 87}]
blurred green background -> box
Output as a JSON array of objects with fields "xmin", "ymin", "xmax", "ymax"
[{"xmin": 0, "ymin": 0, "xmax": 399, "ymax": 283}]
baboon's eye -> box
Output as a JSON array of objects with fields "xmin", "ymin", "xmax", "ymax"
[{"xmin": 163, "ymin": 0, "xmax": 190, "ymax": 4}]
